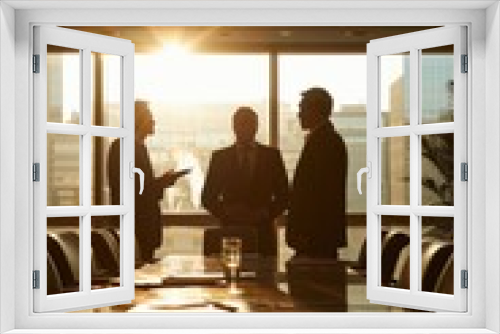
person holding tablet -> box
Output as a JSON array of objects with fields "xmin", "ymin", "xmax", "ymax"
[{"xmin": 107, "ymin": 100, "xmax": 188, "ymax": 265}]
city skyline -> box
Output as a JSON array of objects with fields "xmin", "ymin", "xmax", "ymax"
[{"xmin": 49, "ymin": 51, "xmax": 453, "ymax": 213}]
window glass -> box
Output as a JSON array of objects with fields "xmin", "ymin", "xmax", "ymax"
[
  {"xmin": 92, "ymin": 137, "xmax": 120, "ymax": 205},
  {"xmin": 47, "ymin": 45, "xmax": 80, "ymax": 124},
  {"xmin": 381, "ymin": 136, "xmax": 410, "ymax": 206},
  {"xmin": 421, "ymin": 216, "xmax": 454, "ymax": 295},
  {"xmin": 279, "ymin": 55, "xmax": 368, "ymax": 214},
  {"xmin": 380, "ymin": 215, "xmax": 410, "ymax": 290},
  {"xmin": 91, "ymin": 53, "xmax": 121, "ymax": 128},
  {"xmin": 421, "ymin": 46, "xmax": 454, "ymax": 124},
  {"xmin": 421, "ymin": 133, "xmax": 454, "ymax": 206},
  {"xmin": 379, "ymin": 52, "xmax": 410, "ymax": 127},
  {"xmin": 91, "ymin": 216, "xmax": 121, "ymax": 290},
  {"xmin": 135, "ymin": 53, "xmax": 269, "ymax": 212},
  {"xmin": 47, "ymin": 134, "xmax": 80, "ymax": 206},
  {"xmin": 47, "ymin": 217, "xmax": 81, "ymax": 295}
]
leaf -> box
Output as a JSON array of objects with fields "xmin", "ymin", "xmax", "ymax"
[
  {"xmin": 422, "ymin": 135, "xmax": 454, "ymax": 182},
  {"xmin": 422, "ymin": 178, "xmax": 440, "ymax": 197}
]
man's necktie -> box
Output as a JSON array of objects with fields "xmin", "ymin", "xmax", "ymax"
[{"xmin": 240, "ymin": 146, "xmax": 253, "ymax": 181}]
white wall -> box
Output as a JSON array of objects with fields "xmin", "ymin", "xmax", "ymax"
[
  {"xmin": 13, "ymin": 8, "xmax": 488, "ymax": 330},
  {"xmin": 0, "ymin": 2, "xmax": 16, "ymax": 333},
  {"xmin": 485, "ymin": 2, "xmax": 500, "ymax": 333}
]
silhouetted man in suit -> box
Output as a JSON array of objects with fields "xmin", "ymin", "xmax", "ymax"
[
  {"xmin": 202, "ymin": 107, "xmax": 289, "ymax": 257},
  {"xmin": 108, "ymin": 100, "xmax": 182, "ymax": 264},
  {"xmin": 286, "ymin": 87, "xmax": 348, "ymax": 259}
]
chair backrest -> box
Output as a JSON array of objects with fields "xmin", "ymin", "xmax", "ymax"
[
  {"xmin": 47, "ymin": 234, "xmax": 73, "ymax": 288},
  {"xmin": 47, "ymin": 232, "xmax": 80, "ymax": 291},
  {"xmin": 91, "ymin": 228, "xmax": 120, "ymax": 277},
  {"xmin": 435, "ymin": 255, "xmax": 454, "ymax": 295},
  {"xmin": 398, "ymin": 240, "xmax": 454, "ymax": 294},
  {"xmin": 381, "ymin": 231, "xmax": 410, "ymax": 286},
  {"xmin": 422, "ymin": 242, "xmax": 453, "ymax": 293},
  {"xmin": 47, "ymin": 252, "xmax": 63, "ymax": 295},
  {"xmin": 56, "ymin": 233, "xmax": 80, "ymax": 283},
  {"xmin": 398, "ymin": 252, "xmax": 410, "ymax": 290},
  {"xmin": 355, "ymin": 230, "xmax": 389, "ymax": 270},
  {"xmin": 98, "ymin": 217, "xmax": 141, "ymax": 265},
  {"xmin": 392, "ymin": 244, "xmax": 410, "ymax": 285}
]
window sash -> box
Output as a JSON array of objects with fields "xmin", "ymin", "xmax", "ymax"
[
  {"xmin": 366, "ymin": 26, "xmax": 467, "ymax": 312},
  {"xmin": 32, "ymin": 25, "xmax": 136, "ymax": 313}
]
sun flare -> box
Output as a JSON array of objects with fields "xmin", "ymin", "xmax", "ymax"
[{"xmin": 162, "ymin": 42, "xmax": 190, "ymax": 59}]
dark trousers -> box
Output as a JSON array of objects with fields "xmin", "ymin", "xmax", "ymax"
[
  {"xmin": 256, "ymin": 225, "xmax": 277, "ymax": 257},
  {"xmin": 136, "ymin": 214, "xmax": 162, "ymax": 262},
  {"xmin": 294, "ymin": 247, "xmax": 338, "ymax": 260}
]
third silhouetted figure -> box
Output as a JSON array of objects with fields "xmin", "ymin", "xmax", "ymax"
[{"xmin": 286, "ymin": 87, "xmax": 348, "ymax": 259}]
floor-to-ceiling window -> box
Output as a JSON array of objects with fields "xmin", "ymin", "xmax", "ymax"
[{"xmin": 45, "ymin": 26, "xmax": 451, "ymax": 313}]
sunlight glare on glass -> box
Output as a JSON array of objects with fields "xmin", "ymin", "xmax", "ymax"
[{"xmin": 162, "ymin": 42, "xmax": 190, "ymax": 59}]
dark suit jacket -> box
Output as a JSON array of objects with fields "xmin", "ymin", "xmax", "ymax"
[
  {"xmin": 201, "ymin": 143, "xmax": 289, "ymax": 256},
  {"xmin": 108, "ymin": 139, "xmax": 164, "ymax": 254},
  {"xmin": 286, "ymin": 121, "xmax": 348, "ymax": 257}
]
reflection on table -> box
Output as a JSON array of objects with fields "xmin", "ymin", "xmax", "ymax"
[{"xmin": 83, "ymin": 254, "xmax": 350, "ymax": 313}]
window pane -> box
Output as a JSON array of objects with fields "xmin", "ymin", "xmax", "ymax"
[
  {"xmin": 135, "ymin": 53, "xmax": 269, "ymax": 212},
  {"xmin": 421, "ymin": 45, "xmax": 454, "ymax": 124},
  {"xmin": 279, "ymin": 55, "xmax": 367, "ymax": 213},
  {"xmin": 91, "ymin": 53, "xmax": 121, "ymax": 127},
  {"xmin": 92, "ymin": 137, "xmax": 120, "ymax": 205},
  {"xmin": 381, "ymin": 136, "xmax": 410, "ymax": 206},
  {"xmin": 380, "ymin": 215, "xmax": 410, "ymax": 290},
  {"xmin": 421, "ymin": 216, "xmax": 453, "ymax": 295},
  {"xmin": 380, "ymin": 52, "xmax": 410, "ymax": 127},
  {"xmin": 47, "ymin": 217, "xmax": 81, "ymax": 295},
  {"xmin": 47, "ymin": 134, "xmax": 80, "ymax": 206},
  {"xmin": 92, "ymin": 216, "xmax": 121, "ymax": 290},
  {"xmin": 47, "ymin": 45, "xmax": 80, "ymax": 124},
  {"xmin": 421, "ymin": 133, "xmax": 454, "ymax": 206}
]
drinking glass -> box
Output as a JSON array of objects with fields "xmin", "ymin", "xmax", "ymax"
[{"xmin": 221, "ymin": 237, "xmax": 242, "ymax": 284}]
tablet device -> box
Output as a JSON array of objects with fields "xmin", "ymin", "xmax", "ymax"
[{"xmin": 175, "ymin": 168, "xmax": 192, "ymax": 177}]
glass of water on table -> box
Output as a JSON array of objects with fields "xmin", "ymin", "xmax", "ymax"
[{"xmin": 221, "ymin": 237, "xmax": 242, "ymax": 292}]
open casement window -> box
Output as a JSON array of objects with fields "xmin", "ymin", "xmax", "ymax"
[
  {"xmin": 364, "ymin": 26, "xmax": 467, "ymax": 312},
  {"xmin": 33, "ymin": 26, "xmax": 137, "ymax": 312}
]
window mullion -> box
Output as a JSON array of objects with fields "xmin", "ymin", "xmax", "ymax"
[
  {"xmin": 409, "ymin": 47, "xmax": 420, "ymax": 294},
  {"xmin": 413, "ymin": 123, "xmax": 454, "ymax": 135},
  {"xmin": 89, "ymin": 127, "xmax": 129, "ymax": 138},
  {"xmin": 373, "ymin": 126, "xmax": 412, "ymax": 138},
  {"xmin": 81, "ymin": 48, "xmax": 92, "ymax": 293},
  {"xmin": 46, "ymin": 123, "xmax": 88, "ymax": 136}
]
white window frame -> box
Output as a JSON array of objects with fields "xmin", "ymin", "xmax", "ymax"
[
  {"xmin": 366, "ymin": 26, "xmax": 467, "ymax": 312},
  {"xmin": 1, "ymin": 1, "xmax": 498, "ymax": 333},
  {"xmin": 32, "ymin": 25, "xmax": 136, "ymax": 313}
]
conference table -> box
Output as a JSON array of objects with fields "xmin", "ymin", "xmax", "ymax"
[{"xmin": 95, "ymin": 254, "xmax": 350, "ymax": 313}]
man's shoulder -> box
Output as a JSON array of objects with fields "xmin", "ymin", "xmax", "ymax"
[
  {"xmin": 257, "ymin": 143, "xmax": 277, "ymax": 152},
  {"xmin": 211, "ymin": 146, "xmax": 233, "ymax": 159},
  {"xmin": 257, "ymin": 143, "xmax": 281, "ymax": 157},
  {"xmin": 315, "ymin": 123, "xmax": 344, "ymax": 144},
  {"xmin": 109, "ymin": 138, "xmax": 121, "ymax": 152}
]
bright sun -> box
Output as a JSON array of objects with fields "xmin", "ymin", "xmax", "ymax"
[{"xmin": 161, "ymin": 42, "xmax": 190, "ymax": 59}]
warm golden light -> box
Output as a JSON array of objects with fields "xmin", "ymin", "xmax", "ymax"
[{"xmin": 162, "ymin": 42, "xmax": 190, "ymax": 59}]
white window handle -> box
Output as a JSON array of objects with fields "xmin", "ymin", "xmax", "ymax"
[
  {"xmin": 357, "ymin": 162, "xmax": 372, "ymax": 195},
  {"xmin": 129, "ymin": 162, "xmax": 144, "ymax": 195}
]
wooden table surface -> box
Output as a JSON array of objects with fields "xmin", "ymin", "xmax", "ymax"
[{"xmin": 82, "ymin": 255, "xmax": 350, "ymax": 313}]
